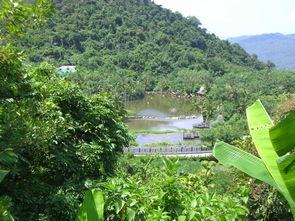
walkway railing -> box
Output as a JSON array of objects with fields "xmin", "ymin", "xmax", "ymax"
[{"xmin": 123, "ymin": 145, "xmax": 212, "ymax": 155}]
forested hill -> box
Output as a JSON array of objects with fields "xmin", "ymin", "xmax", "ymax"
[
  {"xmin": 21, "ymin": 0, "xmax": 267, "ymax": 95},
  {"xmin": 228, "ymin": 33, "xmax": 295, "ymax": 70}
]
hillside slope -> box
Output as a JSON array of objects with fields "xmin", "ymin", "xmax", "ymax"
[
  {"xmin": 20, "ymin": 0, "xmax": 266, "ymax": 95},
  {"xmin": 228, "ymin": 33, "xmax": 295, "ymax": 70}
]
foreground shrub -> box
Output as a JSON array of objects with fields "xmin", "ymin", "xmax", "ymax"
[
  {"xmin": 0, "ymin": 51, "xmax": 132, "ymax": 220},
  {"xmin": 77, "ymin": 156, "xmax": 249, "ymax": 220},
  {"xmin": 214, "ymin": 100, "xmax": 295, "ymax": 219}
]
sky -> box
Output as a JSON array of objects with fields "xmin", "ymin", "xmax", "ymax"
[{"xmin": 153, "ymin": 0, "xmax": 295, "ymax": 39}]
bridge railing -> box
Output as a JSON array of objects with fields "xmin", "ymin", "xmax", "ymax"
[{"xmin": 123, "ymin": 145, "xmax": 212, "ymax": 155}]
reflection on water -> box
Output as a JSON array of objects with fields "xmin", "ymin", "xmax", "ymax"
[
  {"xmin": 150, "ymin": 118, "xmax": 201, "ymax": 131},
  {"xmin": 126, "ymin": 94, "xmax": 203, "ymax": 145},
  {"xmin": 126, "ymin": 119, "xmax": 170, "ymax": 131},
  {"xmin": 127, "ymin": 118, "xmax": 202, "ymax": 131},
  {"xmin": 136, "ymin": 109, "xmax": 168, "ymax": 117},
  {"xmin": 136, "ymin": 133, "xmax": 202, "ymax": 145},
  {"xmin": 126, "ymin": 94, "xmax": 195, "ymax": 117}
]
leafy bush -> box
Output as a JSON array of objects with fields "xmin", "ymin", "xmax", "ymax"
[
  {"xmin": 0, "ymin": 45, "xmax": 132, "ymax": 221},
  {"xmin": 77, "ymin": 155, "xmax": 250, "ymax": 220},
  {"xmin": 200, "ymin": 115, "xmax": 247, "ymax": 146}
]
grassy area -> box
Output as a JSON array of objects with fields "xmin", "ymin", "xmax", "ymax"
[
  {"xmin": 176, "ymin": 128, "xmax": 203, "ymax": 132},
  {"xmin": 126, "ymin": 109, "xmax": 136, "ymax": 115},
  {"xmin": 142, "ymin": 142, "xmax": 173, "ymax": 147},
  {"xmin": 176, "ymin": 141, "xmax": 200, "ymax": 146},
  {"xmin": 131, "ymin": 129, "xmax": 175, "ymax": 134}
]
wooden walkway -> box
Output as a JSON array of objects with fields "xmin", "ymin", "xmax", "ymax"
[{"xmin": 123, "ymin": 145, "xmax": 212, "ymax": 156}]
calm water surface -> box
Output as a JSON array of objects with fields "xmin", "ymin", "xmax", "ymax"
[
  {"xmin": 126, "ymin": 94, "xmax": 202, "ymax": 145},
  {"xmin": 126, "ymin": 94, "xmax": 201, "ymax": 130},
  {"xmin": 127, "ymin": 94, "xmax": 195, "ymax": 117},
  {"xmin": 136, "ymin": 133, "xmax": 202, "ymax": 145}
]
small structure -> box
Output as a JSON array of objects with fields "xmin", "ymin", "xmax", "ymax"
[
  {"xmin": 196, "ymin": 86, "xmax": 206, "ymax": 96},
  {"xmin": 192, "ymin": 122, "xmax": 210, "ymax": 129},
  {"xmin": 183, "ymin": 131, "xmax": 200, "ymax": 139},
  {"xmin": 57, "ymin": 65, "xmax": 77, "ymax": 74}
]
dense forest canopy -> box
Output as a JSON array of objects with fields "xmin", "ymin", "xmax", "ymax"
[
  {"xmin": 0, "ymin": 0, "xmax": 132, "ymax": 220},
  {"xmin": 20, "ymin": 0, "xmax": 268, "ymax": 97}
]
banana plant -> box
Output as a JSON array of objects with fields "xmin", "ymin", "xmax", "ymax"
[
  {"xmin": 213, "ymin": 100, "xmax": 295, "ymax": 219},
  {"xmin": 75, "ymin": 189, "xmax": 104, "ymax": 221}
]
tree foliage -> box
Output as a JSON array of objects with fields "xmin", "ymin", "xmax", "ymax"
[
  {"xmin": 77, "ymin": 155, "xmax": 250, "ymax": 220},
  {"xmin": 19, "ymin": 0, "xmax": 268, "ymax": 98},
  {"xmin": 0, "ymin": 1, "xmax": 132, "ymax": 220}
]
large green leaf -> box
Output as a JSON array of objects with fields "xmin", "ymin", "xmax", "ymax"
[
  {"xmin": 213, "ymin": 142, "xmax": 277, "ymax": 189},
  {"xmin": 269, "ymin": 111, "xmax": 295, "ymax": 156},
  {"xmin": 75, "ymin": 190, "xmax": 104, "ymax": 221},
  {"xmin": 126, "ymin": 207, "xmax": 136, "ymax": 221},
  {"xmin": 246, "ymin": 100, "xmax": 295, "ymax": 216},
  {"xmin": 0, "ymin": 170, "xmax": 9, "ymax": 183},
  {"xmin": 0, "ymin": 149, "xmax": 17, "ymax": 164},
  {"xmin": 247, "ymin": 101, "xmax": 279, "ymax": 180},
  {"xmin": 277, "ymin": 153, "xmax": 295, "ymax": 202}
]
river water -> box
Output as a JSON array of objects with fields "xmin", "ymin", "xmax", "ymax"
[{"xmin": 126, "ymin": 94, "xmax": 202, "ymax": 145}]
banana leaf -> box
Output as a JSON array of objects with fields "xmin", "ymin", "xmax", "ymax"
[
  {"xmin": 213, "ymin": 142, "xmax": 278, "ymax": 189},
  {"xmin": 246, "ymin": 100, "xmax": 295, "ymax": 217},
  {"xmin": 277, "ymin": 153, "xmax": 295, "ymax": 202},
  {"xmin": 75, "ymin": 190, "xmax": 104, "ymax": 221},
  {"xmin": 269, "ymin": 111, "xmax": 295, "ymax": 156},
  {"xmin": 246, "ymin": 101, "xmax": 280, "ymax": 181}
]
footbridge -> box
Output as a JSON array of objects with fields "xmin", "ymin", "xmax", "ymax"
[{"xmin": 123, "ymin": 145, "xmax": 213, "ymax": 157}]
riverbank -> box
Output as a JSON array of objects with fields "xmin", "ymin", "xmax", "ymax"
[
  {"xmin": 130, "ymin": 130, "xmax": 175, "ymax": 134},
  {"xmin": 131, "ymin": 128, "xmax": 202, "ymax": 134},
  {"xmin": 145, "ymin": 90, "xmax": 201, "ymax": 99}
]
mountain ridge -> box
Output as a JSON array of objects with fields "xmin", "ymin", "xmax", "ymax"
[{"xmin": 228, "ymin": 33, "xmax": 295, "ymax": 70}]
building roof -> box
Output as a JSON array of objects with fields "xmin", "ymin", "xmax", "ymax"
[{"xmin": 57, "ymin": 65, "xmax": 76, "ymax": 70}]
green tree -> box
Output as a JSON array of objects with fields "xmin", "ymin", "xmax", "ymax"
[{"xmin": 0, "ymin": 1, "xmax": 132, "ymax": 220}]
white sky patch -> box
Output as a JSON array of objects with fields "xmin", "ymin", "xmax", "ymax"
[
  {"xmin": 153, "ymin": 0, "xmax": 295, "ymax": 38},
  {"xmin": 289, "ymin": 10, "xmax": 295, "ymax": 20}
]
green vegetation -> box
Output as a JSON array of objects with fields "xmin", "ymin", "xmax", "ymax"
[
  {"xmin": 214, "ymin": 101, "xmax": 295, "ymax": 218},
  {"xmin": 77, "ymin": 155, "xmax": 250, "ymax": 220},
  {"xmin": 142, "ymin": 141, "xmax": 173, "ymax": 147},
  {"xmin": 176, "ymin": 128, "xmax": 202, "ymax": 132},
  {"xmin": 214, "ymin": 100, "xmax": 295, "ymax": 219},
  {"xmin": 126, "ymin": 109, "xmax": 136, "ymax": 115},
  {"xmin": 195, "ymin": 70, "xmax": 295, "ymax": 145},
  {"xmin": 0, "ymin": 149, "xmax": 17, "ymax": 221},
  {"xmin": 18, "ymin": 0, "xmax": 295, "ymax": 147},
  {"xmin": 0, "ymin": 0, "xmax": 131, "ymax": 220},
  {"xmin": 131, "ymin": 129, "xmax": 175, "ymax": 134},
  {"xmin": 1, "ymin": 0, "xmax": 295, "ymax": 220},
  {"xmin": 19, "ymin": 0, "xmax": 268, "ymax": 99}
]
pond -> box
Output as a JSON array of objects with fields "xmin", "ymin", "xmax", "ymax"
[
  {"xmin": 135, "ymin": 132, "xmax": 202, "ymax": 145},
  {"xmin": 126, "ymin": 94, "xmax": 195, "ymax": 118},
  {"xmin": 125, "ymin": 94, "xmax": 203, "ymax": 145}
]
